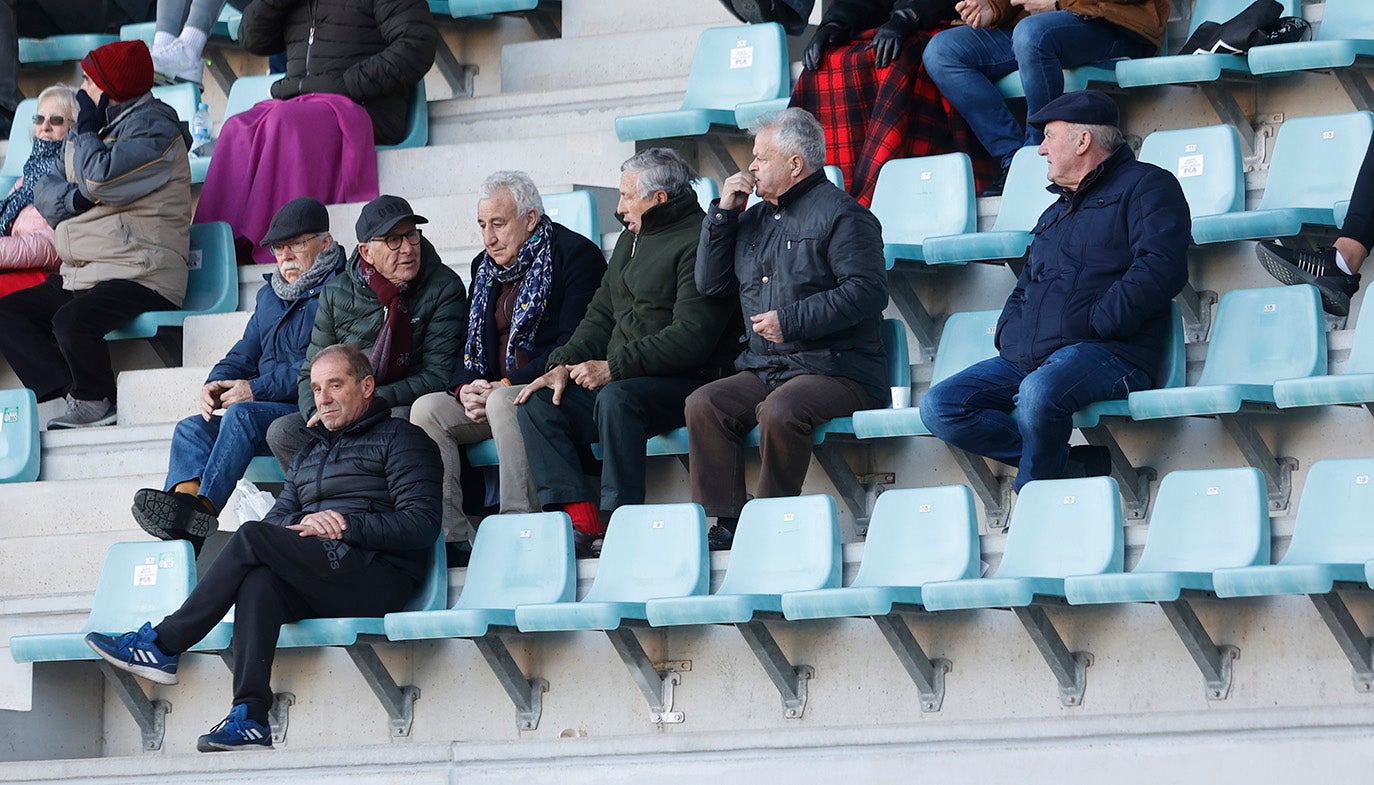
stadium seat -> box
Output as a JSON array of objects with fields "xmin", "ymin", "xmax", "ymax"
[
  {"xmin": 734, "ymin": 96, "xmax": 791, "ymax": 130},
  {"xmin": 9, "ymin": 540, "xmax": 196, "ymax": 750},
  {"xmin": 614, "ymin": 24, "xmax": 789, "ymax": 142},
  {"xmin": 923, "ymin": 476, "xmax": 1124, "ymax": 706},
  {"xmin": 1119, "ymin": 0, "xmax": 1299, "ymax": 89},
  {"xmin": 448, "ymin": 0, "xmax": 540, "ymax": 16},
  {"xmin": 996, "ymin": 63, "xmax": 1120, "ymax": 100},
  {"xmin": 0, "ymin": 97, "xmax": 38, "ymax": 197},
  {"xmin": 1247, "ymin": 0, "xmax": 1374, "ymax": 112},
  {"xmin": 378, "ymin": 81, "xmax": 429, "ymax": 151},
  {"xmin": 121, "ymin": 5, "xmax": 243, "ymax": 45},
  {"xmin": 105, "ymin": 221, "xmax": 238, "ymax": 341},
  {"xmin": 18, "ymin": 34, "xmax": 118, "ymax": 65},
  {"xmin": 1137, "ymin": 124, "xmax": 1245, "ymax": 228},
  {"xmin": 541, "ymin": 189, "xmax": 599, "ymax": 244},
  {"xmin": 1191, "ymin": 112, "xmax": 1374, "ymax": 245},
  {"xmin": 922, "ymin": 146, "xmax": 1053, "ymax": 267},
  {"xmin": 824, "ymin": 164, "xmax": 844, "ymax": 191},
  {"xmin": 1065, "ymin": 467, "xmax": 1269, "ymax": 699},
  {"xmin": 870, "ymin": 153, "xmax": 976, "ymax": 270},
  {"xmin": 693, "ymin": 177, "xmax": 720, "ymax": 211},
  {"xmin": 1275, "ymin": 299, "xmax": 1374, "ymax": 409},
  {"xmin": 1336, "ymin": 199, "xmax": 1352, "ymax": 229},
  {"xmin": 0, "ymin": 387, "xmax": 40, "ymax": 484}
]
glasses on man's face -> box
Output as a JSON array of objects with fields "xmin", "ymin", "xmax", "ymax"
[
  {"xmin": 270, "ymin": 233, "xmax": 326, "ymax": 256},
  {"xmin": 373, "ymin": 229, "xmax": 422, "ymax": 251},
  {"xmin": 31, "ymin": 114, "xmax": 69, "ymax": 127}
]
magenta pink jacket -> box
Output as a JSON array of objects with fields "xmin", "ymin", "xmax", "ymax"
[{"xmin": 0, "ymin": 180, "xmax": 58, "ymax": 272}]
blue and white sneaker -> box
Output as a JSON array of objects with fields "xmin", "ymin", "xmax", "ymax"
[
  {"xmin": 197, "ymin": 704, "xmax": 273, "ymax": 752},
  {"xmin": 85, "ymin": 622, "xmax": 179, "ymax": 685}
]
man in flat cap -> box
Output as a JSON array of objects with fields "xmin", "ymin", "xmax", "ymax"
[
  {"xmin": 921, "ymin": 90, "xmax": 1190, "ymax": 491},
  {"xmin": 130, "ymin": 197, "xmax": 346, "ymax": 553}
]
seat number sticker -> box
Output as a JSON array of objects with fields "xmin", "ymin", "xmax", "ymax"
[
  {"xmin": 1177, "ymin": 154, "xmax": 1204, "ymax": 178},
  {"xmin": 133, "ymin": 565, "xmax": 158, "ymax": 586},
  {"xmin": 731, "ymin": 45, "xmax": 754, "ymax": 69}
]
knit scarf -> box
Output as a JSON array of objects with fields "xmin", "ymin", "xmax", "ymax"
[
  {"xmin": 269, "ymin": 243, "xmax": 342, "ymax": 301},
  {"xmin": 359, "ymin": 258, "xmax": 414, "ymax": 384},
  {"xmin": 463, "ymin": 214, "xmax": 556, "ymax": 376},
  {"xmin": 0, "ymin": 137, "xmax": 63, "ymax": 236}
]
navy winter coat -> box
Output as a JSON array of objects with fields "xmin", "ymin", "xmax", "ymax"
[{"xmin": 996, "ymin": 145, "xmax": 1190, "ymax": 383}]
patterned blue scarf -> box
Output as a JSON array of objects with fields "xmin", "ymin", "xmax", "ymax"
[
  {"xmin": 0, "ymin": 136, "xmax": 64, "ymax": 236},
  {"xmin": 463, "ymin": 214, "xmax": 556, "ymax": 376}
]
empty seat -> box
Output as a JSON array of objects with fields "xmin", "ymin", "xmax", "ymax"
[
  {"xmin": 1117, "ymin": 0, "xmax": 1299, "ymax": 88},
  {"xmin": 0, "ymin": 387, "xmax": 40, "ymax": 484},
  {"xmin": 869, "ymin": 153, "xmax": 976, "ymax": 269},
  {"xmin": 734, "ymin": 96, "xmax": 791, "ymax": 130},
  {"xmin": 448, "ymin": 0, "xmax": 541, "ymax": 16},
  {"xmin": 922, "ymin": 146, "xmax": 1053, "ymax": 265},
  {"xmin": 541, "ymin": 190, "xmax": 599, "ymax": 245},
  {"xmin": 615, "ymin": 24, "xmax": 789, "ymax": 142},
  {"xmin": 1274, "ymin": 303, "xmax": 1374, "ymax": 408},
  {"xmin": 1137, "ymin": 125, "xmax": 1245, "ymax": 234},
  {"xmin": 0, "ymin": 97, "xmax": 39, "ymax": 195},
  {"xmin": 1247, "ymin": 0, "xmax": 1374, "ymax": 88},
  {"xmin": 18, "ymin": 34, "xmax": 118, "ymax": 65},
  {"xmin": 105, "ymin": 221, "xmax": 239, "ymax": 341}
]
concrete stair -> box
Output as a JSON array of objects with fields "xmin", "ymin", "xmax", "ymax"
[
  {"xmin": 39, "ymin": 423, "xmax": 174, "ymax": 482},
  {"xmin": 499, "ymin": 24, "xmax": 717, "ymax": 94}
]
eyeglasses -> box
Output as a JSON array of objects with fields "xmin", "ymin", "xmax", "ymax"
[
  {"xmin": 372, "ymin": 229, "xmax": 422, "ymax": 251},
  {"xmin": 270, "ymin": 233, "xmax": 326, "ymax": 256},
  {"xmin": 31, "ymin": 114, "xmax": 69, "ymax": 127}
]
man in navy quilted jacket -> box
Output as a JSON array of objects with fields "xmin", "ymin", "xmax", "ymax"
[{"xmin": 921, "ymin": 90, "xmax": 1190, "ymax": 492}]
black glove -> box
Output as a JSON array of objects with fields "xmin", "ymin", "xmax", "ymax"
[
  {"xmin": 71, "ymin": 191, "xmax": 95, "ymax": 213},
  {"xmin": 867, "ymin": 11, "xmax": 919, "ymax": 69},
  {"xmin": 803, "ymin": 22, "xmax": 849, "ymax": 71},
  {"xmin": 74, "ymin": 91, "xmax": 108, "ymax": 135}
]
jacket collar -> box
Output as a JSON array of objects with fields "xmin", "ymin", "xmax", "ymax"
[
  {"xmin": 1048, "ymin": 143, "xmax": 1135, "ymax": 201},
  {"xmin": 636, "ymin": 190, "xmax": 704, "ymax": 236},
  {"xmin": 306, "ymin": 397, "xmax": 392, "ymax": 443},
  {"xmin": 773, "ymin": 169, "xmax": 826, "ymax": 210}
]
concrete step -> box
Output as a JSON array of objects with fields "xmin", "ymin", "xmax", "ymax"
[
  {"xmin": 116, "ymin": 367, "xmax": 210, "ymax": 426},
  {"xmin": 500, "ymin": 24, "xmax": 706, "ymax": 93},
  {"xmin": 184, "ymin": 311, "xmax": 252, "ymax": 367},
  {"xmin": 561, "ymin": 0, "xmax": 738, "ymax": 38},
  {"xmin": 39, "ymin": 423, "xmax": 174, "ymax": 481},
  {"xmin": 377, "ymin": 132, "xmax": 633, "ymax": 199}
]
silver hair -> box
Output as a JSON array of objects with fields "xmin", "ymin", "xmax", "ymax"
[
  {"xmin": 749, "ymin": 107, "xmax": 826, "ymax": 171},
  {"xmin": 621, "ymin": 147, "xmax": 697, "ymax": 199},
  {"xmin": 35, "ymin": 83, "xmax": 78, "ymax": 125},
  {"xmin": 1074, "ymin": 123, "xmax": 1125, "ymax": 153},
  {"xmin": 478, "ymin": 170, "xmax": 544, "ymax": 217}
]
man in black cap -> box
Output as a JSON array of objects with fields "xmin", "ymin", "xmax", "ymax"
[
  {"xmin": 129, "ymin": 197, "xmax": 345, "ymax": 552},
  {"xmin": 921, "ymin": 90, "xmax": 1190, "ymax": 491},
  {"xmin": 265, "ymin": 194, "xmax": 467, "ymax": 470}
]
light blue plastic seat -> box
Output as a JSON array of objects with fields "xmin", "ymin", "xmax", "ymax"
[
  {"xmin": 515, "ymin": 504, "xmax": 709, "ymax": 631},
  {"xmin": 1275, "ymin": 302, "xmax": 1374, "ymax": 408},
  {"xmin": 244, "ymin": 454, "xmax": 285, "ymax": 484},
  {"xmin": 1072, "ymin": 302, "xmax": 1187, "ymax": 427},
  {"xmin": 692, "ymin": 177, "xmax": 720, "ymax": 211},
  {"xmin": 1117, "ymin": 0, "xmax": 1298, "ymax": 88},
  {"xmin": 225, "ymin": 73, "xmax": 277, "ymax": 118},
  {"xmin": 1247, "ymin": 0, "xmax": 1374, "ymax": 79},
  {"xmin": 645, "ymin": 496, "xmax": 841, "ymax": 627},
  {"xmin": 0, "ymin": 387, "xmax": 40, "ymax": 484},
  {"xmin": 122, "ymin": 5, "xmax": 241, "ymax": 44},
  {"xmin": 385, "ymin": 512, "xmax": 574, "ymax": 640},
  {"xmin": 1214, "ymin": 459, "xmax": 1374, "ymax": 597},
  {"xmin": 922, "ymin": 146, "xmax": 1053, "ymax": 265},
  {"xmin": 1129, "ymin": 285, "xmax": 1326, "ymax": 420},
  {"xmin": 615, "ymin": 24, "xmax": 788, "ymax": 142},
  {"xmin": 1137, "ymin": 125, "xmax": 1245, "ymax": 228},
  {"xmin": 1065, "ymin": 468, "xmax": 1269, "ymax": 604},
  {"xmin": 18, "ymin": 34, "xmax": 118, "ymax": 65},
  {"xmin": 449, "ymin": 0, "xmax": 540, "ymax": 16},
  {"xmin": 377, "ymin": 81, "xmax": 428, "ymax": 151},
  {"xmin": 922, "ymin": 477, "xmax": 1124, "ymax": 611},
  {"xmin": 147, "ymin": 83, "xmax": 210, "ymax": 183},
  {"xmin": 996, "ymin": 63, "xmax": 1120, "ymax": 99},
  {"xmin": 734, "ymin": 96, "xmax": 791, "ymax": 130},
  {"xmin": 824, "ymin": 164, "xmax": 844, "ymax": 191},
  {"xmin": 782, "ymin": 486, "xmax": 979, "ymax": 619},
  {"xmin": 870, "ymin": 153, "xmax": 976, "ymax": 269},
  {"xmin": 0, "ymin": 97, "xmax": 39, "ymax": 196},
  {"xmin": 542, "ymin": 190, "xmax": 599, "ymax": 245},
  {"xmin": 1336, "ymin": 199, "xmax": 1352, "ymax": 228},
  {"xmin": 1192, "ymin": 112, "xmax": 1374, "ymax": 244},
  {"xmin": 10, "ymin": 541, "xmax": 196, "ymax": 663},
  {"xmin": 465, "ymin": 438, "xmax": 499, "ymax": 467},
  {"xmin": 105, "ymin": 221, "xmax": 238, "ymax": 340}
]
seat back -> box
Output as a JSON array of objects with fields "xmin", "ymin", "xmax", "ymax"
[
  {"xmin": 1258, "ymin": 112, "xmax": 1374, "ymax": 211},
  {"xmin": 1343, "ymin": 306, "xmax": 1374, "ymax": 374},
  {"xmin": 852, "ymin": 486, "xmax": 980, "ymax": 587},
  {"xmin": 1185, "ymin": 0, "xmax": 1300, "ymax": 39},
  {"xmin": 1138, "ymin": 125, "xmax": 1244, "ymax": 217},
  {"xmin": 1133, "ymin": 468, "xmax": 1269, "ymax": 573},
  {"xmin": 692, "ymin": 177, "xmax": 720, "ymax": 212},
  {"xmin": 990, "ymin": 146, "xmax": 1055, "ymax": 233},
  {"xmin": 399, "ymin": 538, "xmax": 449, "ymax": 613},
  {"xmin": 583, "ymin": 504, "xmax": 710, "ymax": 603},
  {"xmin": 1196, "ymin": 285, "xmax": 1327, "ymax": 386},
  {"xmin": 1156, "ymin": 301, "xmax": 1189, "ymax": 388},
  {"xmin": 377, "ymin": 81, "xmax": 428, "ymax": 150},
  {"xmin": 224, "ymin": 74, "xmax": 279, "ymax": 121},
  {"xmin": 0, "ymin": 387, "xmax": 40, "ymax": 483},
  {"xmin": 995, "ymin": 477, "xmax": 1123, "ymax": 579},
  {"xmin": 151, "ymin": 83, "xmax": 202, "ymax": 128},
  {"xmin": 182, "ymin": 221, "xmax": 239, "ymax": 314},
  {"xmin": 1, "ymin": 98, "xmax": 39, "ymax": 183},
  {"xmin": 870, "ymin": 154, "xmax": 977, "ymax": 249},
  {"xmin": 454, "ymin": 512, "xmax": 576, "ymax": 609},
  {"xmin": 883, "ymin": 318, "xmax": 911, "ymax": 390},
  {"xmin": 928, "ymin": 310, "xmax": 1001, "ymax": 389},
  {"xmin": 717, "ymin": 495, "xmax": 842, "ymax": 595},
  {"xmin": 1281, "ymin": 459, "xmax": 1374, "ymax": 564},
  {"xmin": 823, "ymin": 165, "xmax": 845, "ymax": 191},
  {"xmin": 542, "ymin": 190, "xmax": 600, "ymax": 245},
  {"xmin": 1315, "ymin": 0, "xmax": 1374, "ymax": 41},
  {"xmin": 680, "ymin": 24, "xmax": 789, "ymax": 113},
  {"xmin": 80, "ymin": 541, "xmax": 197, "ymax": 634}
]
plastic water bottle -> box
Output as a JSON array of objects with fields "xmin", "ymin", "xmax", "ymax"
[{"xmin": 190, "ymin": 102, "xmax": 213, "ymax": 157}]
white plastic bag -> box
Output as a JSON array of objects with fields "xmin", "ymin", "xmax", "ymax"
[{"xmin": 235, "ymin": 478, "xmax": 277, "ymax": 525}]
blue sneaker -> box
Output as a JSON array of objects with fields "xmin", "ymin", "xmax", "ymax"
[
  {"xmin": 197, "ymin": 704, "xmax": 273, "ymax": 752},
  {"xmin": 85, "ymin": 622, "xmax": 179, "ymax": 685}
]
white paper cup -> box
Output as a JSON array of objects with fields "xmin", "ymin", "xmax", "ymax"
[{"xmin": 891, "ymin": 386, "xmax": 912, "ymax": 409}]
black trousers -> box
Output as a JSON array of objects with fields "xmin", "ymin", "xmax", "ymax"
[
  {"xmin": 153, "ymin": 520, "xmax": 418, "ymax": 722},
  {"xmin": 0, "ymin": 275, "xmax": 175, "ymax": 402},
  {"xmin": 1344, "ymin": 136, "xmax": 1374, "ymax": 251}
]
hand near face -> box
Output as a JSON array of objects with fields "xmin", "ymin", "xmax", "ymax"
[{"xmin": 720, "ymin": 171, "xmax": 757, "ymax": 212}]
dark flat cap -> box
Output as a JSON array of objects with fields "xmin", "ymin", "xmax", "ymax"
[
  {"xmin": 355, "ymin": 195, "xmax": 428, "ymax": 243},
  {"xmin": 1027, "ymin": 90, "xmax": 1120, "ymax": 130},
  {"xmin": 259, "ymin": 197, "xmax": 330, "ymax": 247}
]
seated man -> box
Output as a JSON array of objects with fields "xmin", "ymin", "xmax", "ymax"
[
  {"xmin": 87, "ymin": 344, "xmax": 441, "ymax": 753},
  {"xmin": 921, "ymin": 91, "xmax": 1189, "ymax": 491},
  {"xmin": 0, "ymin": 39, "xmax": 190, "ymax": 428},
  {"xmin": 514, "ymin": 148, "xmax": 739, "ymax": 556},
  {"xmin": 267, "ymin": 194, "xmax": 467, "ymax": 469},
  {"xmin": 688, "ymin": 108, "xmax": 889, "ymax": 550},
  {"xmin": 922, "ymin": 0, "xmax": 1167, "ymax": 194},
  {"xmin": 131, "ymin": 197, "xmax": 345, "ymax": 552},
  {"xmin": 411, "ymin": 171, "xmax": 604, "ymax": 550}
]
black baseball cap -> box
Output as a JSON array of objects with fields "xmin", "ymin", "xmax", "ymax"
[{"xmin": 355, "ymin": 194, "xmax": 429, "ymax": 243}]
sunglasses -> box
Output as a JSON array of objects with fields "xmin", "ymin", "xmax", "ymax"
[{"xmin": 31, "ymin": 114, "xmax": 69, "ymax": 127}]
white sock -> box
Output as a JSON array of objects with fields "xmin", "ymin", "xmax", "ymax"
[
  {"xmin": 153, "ymin": 31, "xmax": 176, "ymax": 50},
  {"xmin": 177, "ymin": 27, "xmax": 209, "ymax": 59},
  {"xmin": 1335, "ymin": 248, "xmax": 1355, "ymax": 276}
]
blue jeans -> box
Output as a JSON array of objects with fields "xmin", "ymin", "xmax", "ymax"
[
  {"xmin": 165, "ymin": 400, "xmax": 298, "ymax": 510},
  {"xmin": 923, "ymin": 12, "xmax": 1155, "ymax": 167},
  {"xmin": 921, "ymin": 343, "xmax": 1150, "ymax": 491}
]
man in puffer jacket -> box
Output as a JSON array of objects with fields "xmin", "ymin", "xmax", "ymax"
[{"xmin": 0, "ymin": 39, "xmax": 190, "ymax": 429}]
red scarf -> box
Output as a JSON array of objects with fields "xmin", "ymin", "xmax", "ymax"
[{"xmin": 359, "ymin": 259, "xmax": 413, "ymax": 384}]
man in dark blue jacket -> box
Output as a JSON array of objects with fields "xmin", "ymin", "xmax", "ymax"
[
  {"xmin": 130, "ymin": 198, "xmax": 344, "ymax": 552},
  {"xmin": 922, "ymin": 90, "xmax": 1189, "ymax": 491}
]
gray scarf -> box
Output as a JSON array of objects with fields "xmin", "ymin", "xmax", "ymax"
[{"xmin": 270, "ymin": 243, "xmax": 342, "ymax": 301}]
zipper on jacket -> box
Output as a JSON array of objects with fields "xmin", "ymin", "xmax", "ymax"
[{"xmin": 301, "ymin": 0, "xmax": 317, "ymax": 93}]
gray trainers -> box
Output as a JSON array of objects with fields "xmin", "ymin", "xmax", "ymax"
[{"xmin": 47, "ymin": 396, "xmax": 117, "ymax": 429}]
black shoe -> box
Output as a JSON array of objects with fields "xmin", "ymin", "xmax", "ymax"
[
  {"xmin": 572, "ymin": 530, "xmax": 603, "ymax": 559},
  {"xmin": 1066, "ymin": 445, "xmax": 1112, "ymax": 479},
  {"xmin": 707, "ymin": 524, "xmax": 735, "ymax": 551},
  {"xmin": 980, "ymin": 165, "xmax": 1010, "ymax": 198},
  {"xmin": 132, "ymin": 489, "xmax": 218, "ymax": 552},
  {"xmin": 445, "ymin": 540, "xmax": 472, "ymax": 568},
  {"xmin": 1255, "ymin": 240, "xmax": 1361, "ymax": 317}
]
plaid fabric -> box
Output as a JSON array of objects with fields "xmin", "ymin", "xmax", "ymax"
[{"xmin": 792, "ymin": 26, "xmax": 997, "ymax": 206}]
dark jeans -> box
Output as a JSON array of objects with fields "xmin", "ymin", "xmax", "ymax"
[
  {"xmin": 517, "ymin": 375, "xmax": 703, "ymax": 511},
  {"xmin": 0, "ymin": 275, "xmax": 176, "ymax": 402},
  {"xmin": 153, "ymin": 520, "xmax": 418, "ymax": 723},
  {"xmin": 920, "ymin": 343, "xmax": 1151, "ymax": 492},
  {"xmin": 685, "ymin": 371, "xmax": 881, "ymax": 518},
  {"xmin": 1341, "ymin": 136, "xmax": 1374, "ymax": 250}
]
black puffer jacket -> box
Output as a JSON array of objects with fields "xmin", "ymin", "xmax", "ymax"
[
  {"xmin": 264, "ymin": 399, "xmax": 441, "ymax": 581},
  {"xmin": 238, "ymin": 0, "xmax": 437, "ymax": 145}
]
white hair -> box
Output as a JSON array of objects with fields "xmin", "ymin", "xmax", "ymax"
[
  {"xmin": 750, "ymin": 107, "xmax": 826, "ymax": 171},
  {"xmin": 478, "ymin": 170, "xmax": 545, "ymax": 217}
]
